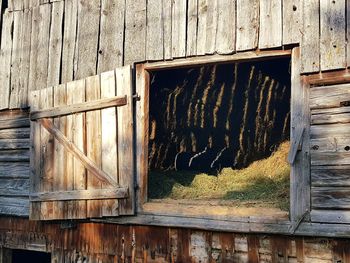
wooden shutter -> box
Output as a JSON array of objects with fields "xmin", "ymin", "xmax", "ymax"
[
  {"xmin": 29, "ymin": 66, "xmax": 134, "ymax": 220},
  {"xmin": 309, "ymin": 83, "xmax": 350, "ymax": 223}
]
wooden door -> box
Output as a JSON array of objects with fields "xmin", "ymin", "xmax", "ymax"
[
  {"xmin": 309, "ymin": 83, "xmax": 350, "ymax": 223},
  {"xmin": 29, "ymin": 66, "xmax": 134, "ymax": 220}
]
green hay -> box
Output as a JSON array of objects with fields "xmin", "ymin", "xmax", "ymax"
[{"xmin": 148, "ymin": 141, "xmax": 290, "ymax": 211}]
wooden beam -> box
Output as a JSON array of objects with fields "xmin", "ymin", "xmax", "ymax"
[
  {"xmin": 307, "ymin": 69, "xmax": 350, "ymax": 86},
  {"xmin": 288, "ymin": 126, "xmax": 305, "ymax": 164},
  {"xmin": 30, "ymin": 95, "xmax": 127, "ymax": 120},
  {"xmin": 37, "ymin": 118, "xmax": 119, "ymax": 187},
  {"xmin": 30, "ymin": 188, "xmax": 128, "ymax": 201}
]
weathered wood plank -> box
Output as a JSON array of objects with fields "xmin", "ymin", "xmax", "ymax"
[
  {"xmin": 146, "ymin": 0, "xmax": 164, "ymax": 60},
  {"xmin": 312, "ymin": 187, "xmax": 350, "ymax": 209},
  {"xmin": 30, "ymin": 188, "xmax": 128, "ymax": 202},
  {"xmin": 124, "ymin": 0, "xmax": 146, "ymax": 65},
  {"xmin": 0, "ymin": 118, "xmax": 30, "ymax": 129},
  {"xmin": 310, "ymin": 83, "xmax": 350, "ymax": 110},
  {"xmin": 0, "ymin": 150, "xmax": 30, "ymax": 162},
  {"xmin": 28, "ymin": 4, "xmax": 51, "ymax": 92},
  {"xmin": 19, "ymin": 9, "xmax": 32, "ymax": 108},
  {"xmin": 116, "ymin": 66, "xmax": 134, "ymax": 215},
  {"xmin": 171, "ymin": 0, "xmax": 187, "ymax": 58},
  {"xmin": 196, "ymin": 0, "xmax": 208, "ymax": 55},
  {"xmin": 0, "ymin": 128, "xmax": 30, "ymax": 139},
  {"xmin": 0, "ymin": 179, "xmax": 29, "ymax": 197},
  {"xmin": 101, "ymin": 70, "xmax": 119, "ymax": 216},
  {"xmin": 288, "ymin": 126, "xmax": 305, "ymax": 164},
  {"xmin": 259, "ymin": 0, "xmax": 282, "ymax": 48},
  {"xmin": 311, "ymin": 151, "xmax": 350, "ymax": 166},
  {"xmin": 47, "ymin": 1, "xmax": 64, "ymax": 87},
  {"xmin": 310, "ymin": 210, "xmax": 350, "ymax": 223},
  {"xmin": 348, "ymin": 0, "xmax": 350, "ymax": 67},
  {"xmin": 312, "ymin": 107, "xmax": 350, "ymax": 124},
  {"xmin": 215, "ymin": 0, "xmax": 235, "ymax": 54},
  {"xmin": 52, "ymin": 84, "xmax": 66, "ymax": 219},
  {"xmin": 0, "ymin": 197, "xmax": 29, "ymax": 217},
  {"xmin": 205, "ymin": 0, "xmax": 218, "ymax": 54},
  {"xmin": 61, "ymin": 0, "xmax": 78, "ymax": 83},
  {"xmin": 301, "ymin": 0, "xmax": 320, "ymax": 73},
  {"xmin": 86, "ymin": 75, "xmax": 102, "ymax": 218},
  {"xmin": 74, "ymin": 0, "xmax": 100, "ymax": 79},
  {"xmin": 30, "ymin": 96, "xmax": 127, "ymax": 120},
  {"xmin": 186, "ymin": 0, "xmax": 198, "ymax": 57},
  {"xmin": 97, "ymin": 0, "xmax": 125, "ymax": 73},
  {"xmin": 283, "ymin": 0, "xmax": 301, "ymax": 45},
  {"xmin": 236, "ymin": 0, "xmax": 259, "ymax": 51},
  {"xmin": 0, "ymin": 162, "xmax": 30, "ymax": 178},
  {"xmin": 163, "ymin": 0, "xmax": 172, "ymax": 59},
  {"xmin": 311, "ymin": 137, "xmax": 350, "ymax": 153},
  {"xmin": 9, "ymin": 10, "xmax": 24, "ymax": 109},
  {"xmin": 29, "ymin": 90, "xmax": 41, "ymax": 220},
  {"xmin": 311, "ymin": 165, "xmax": 350, "ymax": 187},
  {"xmin": 310, "ymin": 123, "xmax": 350, "ymax": 138},
  {"xmin": 0, "ymin": 11, "xmax": 14, "ymax": 110},
  {"xmin": 320, "ymin": 0, "xmax": 346, "ymax": 71},
  {"xmin": 0, "ymin": 139, "xmax": 30, "ymax": 150},
  {"xmin": 39, "ymin": 87, "xmax": 54, "ymax": 220}
]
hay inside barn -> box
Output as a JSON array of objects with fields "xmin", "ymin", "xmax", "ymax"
[{"xmin": 148, "ymin": 58, "xmax": 291, "ymax": 210}]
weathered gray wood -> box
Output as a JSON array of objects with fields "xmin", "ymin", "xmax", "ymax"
[
  {"xmin": 19, "ymin": 9, "xmax": 32, "ymax": 108},
  {"xmin": 74, "ymin": 0, "xmax": 100, "ymax": 79},
  {"xmin": 0, "ymin": 118, "xmax": 30, "ymax": 129},
  {"xmin": 97, "ymin": 0, "xmax": 125, "ymax": 73},
  {"xmin": 28, "ymin": 5, "xmax": 51, "ymax": 92},
  {"xmin": 348, "ymin": 0, "xmax": 350, "ymax": 67},
  {"xmin": 30, "ymin": 96, "xmax": 127, "ymax": 120},
  {"xmin": 124, "ymin": 0, "xmax": 146, "ymax": 65},
  {"xmin": 236, "ymin": 0, "xmax": 259, "ymax": 51},
  {"xmin": 311, "ymin": 137, "xmax": 350, "ymax": 154},
  {"xmin": 312, "ymin": 187, "xmax": 350, "ymax": 209},
  {"xmin": 61, "ymin": 0, "xmax": 78, "ymax": 83},
  {"xmin": 312, "ymin": 165, "xmax": 350, "ymax": 187},
  {"xmin": 205, "ymin": 0, "xmax": 218, "ymax": 54},
  {"xmin": 30, "ymin": 188, "xmax": 129, "ymax": 201},
  {"xmin": 310, "ymin": 123, "xmax": 350, "ymax": 139},
  {"xmin": 0, "ymin": 150, "xmax": 30, "ymax": 162},
  {"xmin": 312, "ymin": 107, "xmax": 350, "ymax": 124},
  {"xmin": 0, "ymin": 139, "xmax": 30, "ymax": 150},
  {"xmin": 186, "ymin": 0, "xmax": 198, "ymax": 56},
  {"xmin": 0, "ymin": 197, "xmax": 29, "ymax": 217},
  {"xmin": 146, "ymin": 0, "xmax": 164, "ymax": 60},
  {"xmin": 100, "ymin": 70, "xmax": 119, "ymax": 216},
  {"xmin": 0, "ymin": 11, "xmax": 14, "ymax": 110},
  {"xmin": 288, "ymin": 126, "xmax": 305, "ymax": 164},
  {"xmin": 301, "ymin": 0, "xmax": 320, "ymax": 73},
  {"xmin": 320, "ymin": 0, "xmax": 346, "ymax": 71},
  {"xmin": 116, "ymin": 66, "xmax": 134, "ymax": 215},
  {"xmin": 215, "ymin": 0, "xmax": 235, "ymax": 54},
  {"xmin": 290, "ymin": 47, "xmax": 310, "ymax": 224},
  {"xmin": 0, "ymin": 128, "xmax": 30, "ymax": 139},
  {"xmin": 171, "ymin": 0, "xmax": 187, "ymax": 58},
  {"xmin": 0, "ymin": 163, "xmax": 30, "ymax": 178},
  {"xmin": 196, "ymin": 0, "xmax": 208, "ymax": 55},
  {"xmin": 163, "ymin": 0, "xmax": 172, "ymax": 59},
  {"xmin": 37, "ymin": 118, "xmax": 119, "ymax": 187},
  {"xmin": 259, "ymin": 0, "xmax": 282, "ymax": 48},
  {"xmin": 310, "ymin": 83, "xmax": 350, "ymax": 109},
  {"xmin": 47, "ymin": 1, "xmax": 64, "ymax": 87},
  {"xmin": 310, "ymin": 210, "xmax": 350, "ymax": 223},
  {"xmin": 0, "ymin": 179, "xmax": 29, "ymax": 197},
  {"xmin": 283, "ymin": 0, "xmax": 301, "ymax": 45},
  {"xmin": 311, "ymin": 151, "xmax": 350, "ymax": 166},
  {"xmin": 9, "ymin": 10, "xmax": 24, "ymax": 109}
]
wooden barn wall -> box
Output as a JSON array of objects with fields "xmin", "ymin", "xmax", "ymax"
[{"xmin": 1, "ymin": 216, "xmax": 350, "ymax": 263}]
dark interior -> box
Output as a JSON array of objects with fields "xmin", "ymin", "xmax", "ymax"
[{"xmin": 12, "ymin": 249, "xmax": 51, "ymax": 263}]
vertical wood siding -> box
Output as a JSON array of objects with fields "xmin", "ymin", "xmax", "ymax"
[{"xmin": 3, "ymin": 0, "xmax": 346, "ymax": 110}]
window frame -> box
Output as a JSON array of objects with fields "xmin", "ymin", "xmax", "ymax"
[{"xmin": 133, "ymin": 48, "xmax": 309, "ymax": 233}]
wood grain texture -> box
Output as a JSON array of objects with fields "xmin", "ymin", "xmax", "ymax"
[
  {"xmin": 100, "ymin": 70, "xmax": 119, "ymax": 216},
  {"xmin": 312, "ymin": 106, "xmax": 350, "ymax": 125},
  {"xmin": 215, "ymin": 0, "xmax": 235, "ymax": 54},
  {"xmin": 146, "ymin": 0, "xmax": 164, "ymax": 60},
  {"xmin": 61, "ymin": 0, "xmax": 78, "ymax": 83},
  {"xmin": 163, "ymin": 0, "xmax": 172, "ymax": 59},
  {"xmin": 311, "ymin": 210, "xmax": 350, "ymax": 223},
  {"xmin": 124, "ymin": 0, "xmax": 146, "ymax": 65},
  {"xmin": 196, "ymin": 0, "xmax": 208, "ymax": 55},
  {"xmin": 259, "ymin": 0, "xmax": 282, "ymax": 48},
  {"xmin": 47, "ymin": 1, "xmax": 64, "ymax": 87},
  {"xmin": 283, "ymin": 0, "xmax": 301, "ymax": 45},
  {"xmin": 205, "ymin": 0, "xmax": 218, "ymax": 54},
  {"xmin": 312, "ymin": 187, "xmax": 350, "ymax": 209},
  {"xmin": 312, "ymin": 165, "xmax": 350, "ymax": 187},
  {"xmin": 236, "ymin": 0, "xmax": 259, "ymax": 51},
  {"xmin": 0, "ymin": 163, "xmax": 30, "ymax": 178},
  {"xmin": 320, "ymin": 0, "xmax": 346, "ymax": 71},
  {"xmin": 74, "ymin": 0, "xmax": 100, "ymax": 80},
  {"xmin": 97, "ymin": 0, "xmax": 125, "ymax": 73},
  {"xmin": 0, "ymin": 178, "xmax": 29, "ymax": 197},
  {"xmin": 186, "ymin": 0, "xmax": 198, "ymax": 56},
  {"xmin": 0, "ymin": 11, "xmax": 13, "ymax": 110},
  {"xmin": 310, "ymin": 83, "xmax": 350, "ymax": 109},
  {"xmin": 301, "ymin": 0, "xmax": 320, "ymax": 73},
  {"xmin": 116, "ymin": 66, "xmax": 134, "ymax": 215},
  {"xmin": 171, "ymin": 0, "xmax": 187, "ymax": 58}
]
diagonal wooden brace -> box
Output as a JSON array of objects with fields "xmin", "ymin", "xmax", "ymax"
[{"xmin": 37, "ymin": 118, "xmax": 119, "ymax": 187}]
